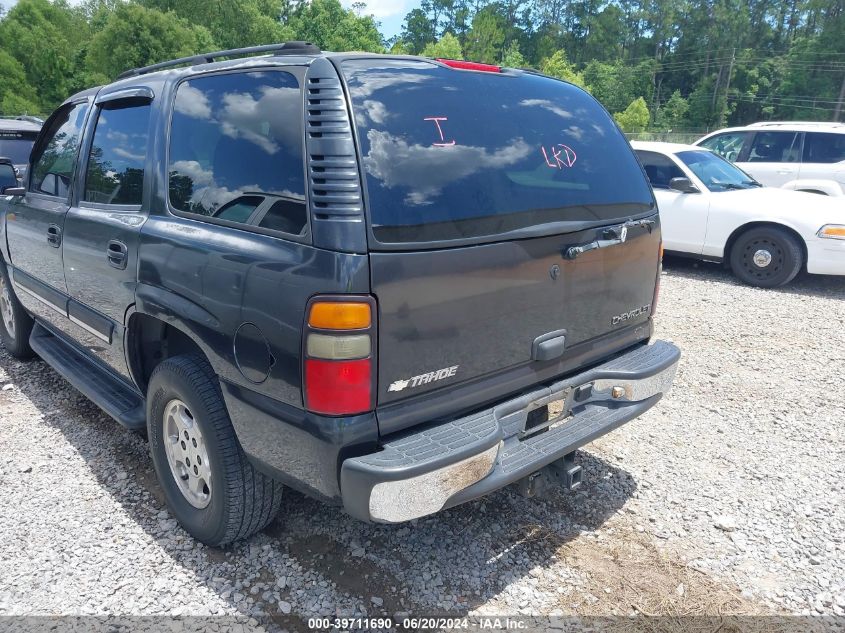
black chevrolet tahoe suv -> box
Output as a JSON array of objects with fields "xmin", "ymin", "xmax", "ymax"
[{"xmin": 0, "ymin": 42, "xmax": 680, "ymax": 545}]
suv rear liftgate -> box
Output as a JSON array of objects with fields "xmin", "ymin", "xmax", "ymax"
[{"xmin": 335, "ymin": 57, "xmax": 680, "ymax": 521}]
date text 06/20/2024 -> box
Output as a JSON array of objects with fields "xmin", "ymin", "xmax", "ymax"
[{"xmin": 307, "ymin": 617, "xmax": 528, "ymax": 630}]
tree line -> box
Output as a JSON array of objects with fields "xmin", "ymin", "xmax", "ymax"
[
  {"xmin": 0, "ymin": 0, "xmax": 383, "ymax": 117},
  {"xmin": 394, "ymin": 0, "xmax": 845, "ymax": 131},
  {"xmin": 0, "ymin": 0, "xmax": 843, "ymax": 133}
]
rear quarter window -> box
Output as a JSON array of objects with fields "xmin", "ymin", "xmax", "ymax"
[
  {"xmin": 341, "ymin": 59, "xmax": 653, "ymax": 244},
  {"xmin": 167, "ymin": 70, "xmax": 307, "ymax": 238},
  {"xmin": 803, "ymin": 132, "xmax": 845, "ymax": 164}
]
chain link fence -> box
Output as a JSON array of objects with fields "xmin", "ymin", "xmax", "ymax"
[{"xmin": 624, "ymin": 131, "xmax": 711, "ymax": 144}]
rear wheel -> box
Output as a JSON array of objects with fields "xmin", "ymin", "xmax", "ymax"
[
  {"xmin": 147, "ymin": 353, "xmax": 282, "ymax": 545},
  {"xmin": 729, "ymin": 227, "xmax": 803, "ymax": 288},
  {"xmin": 0, "ymin": 262, "xmax": 35, "ymax": 359}
]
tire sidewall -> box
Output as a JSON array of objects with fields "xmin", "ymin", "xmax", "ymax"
[
  {"xmin": 147, "ymin": 361, "xmax": 230, "ymax": 545},
  {"xmin": 730, "ymin": 228, "xmax": 802, "ymax": 288},
  {"xmin": 0, "ymin": 265, "xmax": 17, "ymax": 348},
  {"xmin": 0, "ymin": 261, "xmax": 33, "ymax": 357}
]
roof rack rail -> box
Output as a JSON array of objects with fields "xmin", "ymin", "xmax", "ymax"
[
  {"xmin": 749, "ymin": 120, "xmax": 845, "ymax": 128},
  {"xmin": 0, "ymin": 115, "xmax": 43, "ymax": 123},
  {"xmin": 117, "ymin": 41, "xmax": 321, "ymax": 80}
]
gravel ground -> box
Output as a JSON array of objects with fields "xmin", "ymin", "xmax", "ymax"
[{"xmin": 0, "ymin": 257, "xmax": 843, "ymax": 629}]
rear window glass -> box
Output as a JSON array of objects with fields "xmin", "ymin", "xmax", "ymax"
[
  {"xmin": 342, "ymin": 59, "xmax": 653, "ymax": 243},
  {"xmin": 0, "ymin": 134, "xmax": 37, "ymax": 164}
]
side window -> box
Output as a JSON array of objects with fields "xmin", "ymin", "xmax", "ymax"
[
  {"xmin": 636, "ymin": 151, "xmax": 685, "ymax": 189},
  {"xmin": 698, "ymin": 131, "xmax": 748, "ymax": 162},
  {"xmin": 803, "ymin": 133, "xmax": 845, "ymax": 164},
  {"xmin": 747, "ymin": 131, "xmax": 800, "ymax": 163},
  {"xmin": 84, "ymin": 103, "xmax": 151, "ymax": 205},
  {"xmin": 257, "ymin": 199, "xmax": 307, "ymax": 234},
  {"xmin": 168, "ymin": 70, "xmax": 307, "ymax": 237},
  {"xmin": 29, "ymin": 102, "xmax": 88, "ymax": 197}
]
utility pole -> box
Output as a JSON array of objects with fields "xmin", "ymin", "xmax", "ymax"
[
  {"xmin": 835, "ymin": 73, "xmax": 845, "ymax": 122},
  {"xmin": 711, "ymin": 64, "xmax": 724, "ymax": 110},
  {"xmin": 653, "ymin": 75, "xmax": 663, "ymax": 126},
  {"xmin": 723, "ymin": 48, "xmax": 736, "ymax": 125},
  {"xmin": 724, "ymin": 48, "xmax": 736, "ymax": 96}
]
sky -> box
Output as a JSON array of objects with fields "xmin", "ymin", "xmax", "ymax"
[
  {"xmin": 1, "ymin": 0, "xmax": 416, "ymax": 40},
  {"xmin": 341, "ymin": 0, "xmax": 416, "ymax": 39}
]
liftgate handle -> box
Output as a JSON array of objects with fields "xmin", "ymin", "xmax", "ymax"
[{"xmin": 564, "ymin": 218, "xmax": 655, "ymax": 260}]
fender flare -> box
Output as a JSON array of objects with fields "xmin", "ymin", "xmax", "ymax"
[{"xmin": 126, "ymin": 283, "xmax": 223, "ymax": 381}]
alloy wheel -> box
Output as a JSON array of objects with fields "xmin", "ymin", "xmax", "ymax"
[{"xmin": 162, "ymin": 398, "xmax": 212, "ymax": 509}]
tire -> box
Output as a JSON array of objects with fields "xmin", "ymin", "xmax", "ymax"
[
  {"xmin": 0, "ymin": 261, "xmax": 35, "ymax": 359},
  {"xmin": 146, "ymin": 353, "xmax": 282, "ymax": 546},
  {"xmin": 729, "ymin": 227, "xmax": 803, "ymax": 288}
]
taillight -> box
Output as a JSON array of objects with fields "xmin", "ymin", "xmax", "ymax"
[
  {"xmin": 305, "ymin": 359, "xmax": 371, "ymax": 415},
  {"xmin": 652, "ymin": 242, "xmax": 664, "ymax": 316},
  {"xmin": 435, "ymin": 58, "xmax": 502, "ymax": 73},
  {"xmin": 304, "ymin": 298, "xmax": 375, "ymax": 415}
]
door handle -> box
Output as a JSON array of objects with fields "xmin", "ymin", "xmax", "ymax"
[
  {"xmin": 46, "ymin": 224, "xmax": 62, "ymax": 248},
  {"xmin": 107, "ymin": 240, "xmax": 128, "ymax": 270}
]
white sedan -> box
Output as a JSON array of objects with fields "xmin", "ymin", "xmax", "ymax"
[{"xmin": 632, "ymin": 141, "xmax": 845, "ymax": 287}]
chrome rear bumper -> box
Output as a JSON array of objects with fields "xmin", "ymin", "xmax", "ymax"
[{"xmin": 341, "ymin": 340, "xmax": 680, "ymax": 523}]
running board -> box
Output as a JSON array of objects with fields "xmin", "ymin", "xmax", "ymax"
[{"xmin": 29, "ymin": 323, "xmax": 146, "ymax": 430}]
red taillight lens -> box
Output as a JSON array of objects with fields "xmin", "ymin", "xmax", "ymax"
[
  {"xmin": 304, "ymin": 296, "xmax": 375, "ymax": 416},
  {"xmin": 436, "ymin": 58, "xmax": 502, "ymax": 73},
  {"xmin": 305, "ymin": 358, "xmax": 372, "ymax": 415}
]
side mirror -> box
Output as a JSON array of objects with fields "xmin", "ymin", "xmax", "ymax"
[
  {"xmin": 669, "ymin": 177, "xmax": 699, "ymax": 194},
  {"xmin": 1, "ymin": 186, "xmax": 26, "ymax": 196}
]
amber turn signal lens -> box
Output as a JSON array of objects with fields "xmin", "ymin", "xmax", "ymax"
[
  {"xmin": 308, "ymin": 302, "xmax": 371, "ymax": 330},
  {"xmin": 818, "ymin": 225, "xmax": 845, "ymax": 240}
]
